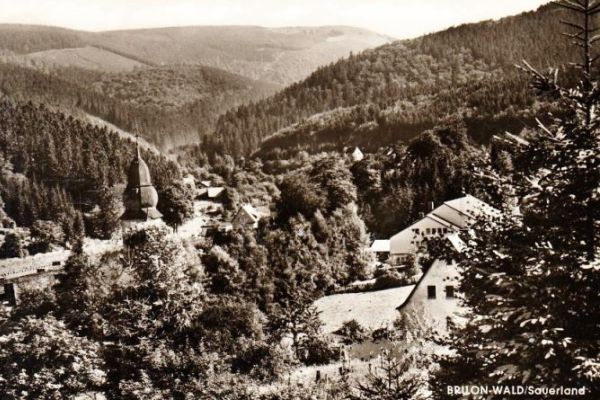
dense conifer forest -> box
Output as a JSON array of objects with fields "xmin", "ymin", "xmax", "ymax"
[
  {"xmin": 207, "ymin": 3, "xmax": 579, "ymax": 157},
  {"xmin": 0, "ymin": 97, "xmax": 180, "ymax": 234},
  {"xmin": 0, "ymin": 62, "xmax": 276, "ymax": 149}
]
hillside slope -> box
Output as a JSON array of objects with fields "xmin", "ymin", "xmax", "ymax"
[
  {"xmin": 205, "ymin": 3, "xmax": 576, "ymax": 158},
  {"xmin": 24, "ymin": 46, "xmax": 146, "ymax": 72},
  {"xmin": 0, "ymin": 62, "xmax": 277, "ymax": 149},
  {"xmin": 0, "ymin": 24, "xmax": 392, "ymax": 85}
]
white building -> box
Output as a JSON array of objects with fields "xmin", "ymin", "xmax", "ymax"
[
  {"xmin": 351, "ymin": 147, "xmax": 364, "ymax": 162},
  {"xmin": 388, "ymin": 195, "xmax": 499, "ymax": 338},
  {"xmin": 370, "ymin": 239, "xmax": 390, "ymax": 263},
  {"xmin": 182, "ymin": 174, "xmax": 196, "ymax": 191},
  {"xmin": 389, "ymin": 195, "xmax": 500, "ymax": 264},
  {"xmin": 232, "ymin": 204, "xmax": 270, "ymax": 229},
  {"xmin": 396, "ymin": 250, "xmax": 467, "ymax": 338}
]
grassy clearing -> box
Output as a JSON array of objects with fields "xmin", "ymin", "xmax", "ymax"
[{"xmin": 314, "ymin": 285, "xmax": 415, "ymax": 334}]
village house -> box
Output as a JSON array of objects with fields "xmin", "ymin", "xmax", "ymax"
[
  {"xmin": 182, "ymin": 174, "xmax": 196, "ymax": 191},
  {"xmin": 385, "ymin": 195, "xmax": 500, "ymax": 265},
  {"xmin": 369, "ymin": 239, "xmax": 390, "ymax": 263},
  {"xmin": 395, "ymin": 238, "xmax": 467, "ymax": 337},
  {"xmin": 363, "ymin": 195, "xmax": 499, "ymax": 337},
  {"xmin": 195, "ymin": 185, "xmax": 226, "ymax": 201},
  {"xmin": 351, "ymin": 147, "xmax": 364, "ymax": 162},
  {"xmin": 232, "ymin": 204, "xmax": 271, "ymax": 229}
]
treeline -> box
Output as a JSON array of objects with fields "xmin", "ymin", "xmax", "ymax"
[
  {"xmin": 0, "ymin": 25, "xmax": 84, "ymax": 54},
  {"xmin": 207, "ymin": 3, "xmax": 576, "ymax": 157},
  {"xmin": 0, "ymin": 97, "xmax": 180, "ymax": 230},
  {"xmin": 351, "ymin": 120, "xmax": 495, "ymax": 237}
]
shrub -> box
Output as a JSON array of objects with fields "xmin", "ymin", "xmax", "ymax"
[
  {"xmin": 232, "ymin": 338, "xmax": 294, "ymax": 382},
  {"xmin": 298, "ymin": 336, "xmax": 340, "ymax": 366},
  {"xmin": 372, "ymin": 271, "xmax": 409, "ymax": 290},
  {"xmin": 334, "ymin": 319, "xmax": 367, "ymax": 344}
]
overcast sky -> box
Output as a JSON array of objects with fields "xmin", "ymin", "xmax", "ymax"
[{"xmin": 0, "ymin": 0, "xmax": 549, "ymax": 39}]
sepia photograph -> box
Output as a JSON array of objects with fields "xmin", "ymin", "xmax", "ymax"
[{"xmin": 0, "ymin": 0, "xmax": 598, "ymax": 398}]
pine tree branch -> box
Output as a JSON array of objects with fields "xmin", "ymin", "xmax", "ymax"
[
  {"xmin": 588, "ymin": 2, "xmax": 600, "ymax": 14},
  {"xmin": 555, "ymin": 1, "xmax": 586, "ymax": 12},
  {"xmin": 562, "ymin": 31, "xmax": 585, "ymax": 40},
  {"xmin": 561, "ymin": 20, "xmax": 586, "ymax": 31}
]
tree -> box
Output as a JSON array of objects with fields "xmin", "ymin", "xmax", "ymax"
[
  {"xmin": 277, "ymin": 174, "xmax": 325, "ymax": 220},
  {"xmin": 269, "ymin": 294, "xmax": 323, "ymax": 359},
  {"xmin": 0, "ymin": 232, "xmax": 27, "ymax": 259},
  {"xmin": 202, "ymin": 245, "xmax": 244, "ymax": 294},
  {"xmin": 310, "ymin": 157, "xmax": 357, "ymax": 212},
  {"xmin": 29, "ymin": 219, "xmax": 65, "ymax": 254},
  {"xmin": 158, "ymin": 181, "xmax": 194, "ymax": 230},
  {"xmin": 55, "ymin": 242, "xmax": 106, "ymax": 337},
  {"xmin": 0, "ymin": 316, "xmax": 106, "ymax": 399},
  {"xmin": 354, "ymin": 349, "xmax": 420, "ymax": 400},
  {"xmin": 87, "ymin": 185, "xmax": 121, "ymax": 240},
  {"xmin": 109, "ymin": 226, "xmax": 205, "ymax": 342},
  {"xmin": 434, "ymin": 1, "xmax": 600, "ymax": 396}
]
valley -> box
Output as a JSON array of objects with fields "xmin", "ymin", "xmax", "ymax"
[{"xmin": 0, "ymin": 1, "xmax": 598, "ymax": 399}]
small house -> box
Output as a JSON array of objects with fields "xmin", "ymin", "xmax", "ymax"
[
  {"xmin": 233, "ymin": 204, "xmax": 270, "ymax": 229},
  {"xmin": 182, "ymin": 174, "xmax": 196, "ymax": 191},
  {"xmin": 396, "ymin": 257, "xmax": 466, "ymax": 337},
  {"xmin": 370, "ymin": 239, "xmax": 390, "ymax": 263},
  {"xmin": 351, "ymin": 147, "xmax": 364, "ymax": 162}
]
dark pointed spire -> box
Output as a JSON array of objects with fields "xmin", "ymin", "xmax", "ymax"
[{"xmin": 121, "ymin": 124, "xmax": 162, "ymax": 222}]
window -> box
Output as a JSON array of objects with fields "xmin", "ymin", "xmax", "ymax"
[
  {"xmin": 427, "ymin": 285, "xmax": 436, "ymax": 299},
  {"xmin": 426, "ymin": 228, "xmax": 431, "ymax": 234},
  {"xmin": 446, "ymin": 286, "xmax": 455, "ymax": 298}
]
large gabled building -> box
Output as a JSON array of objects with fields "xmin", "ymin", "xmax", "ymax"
[
  {"xmin": 384, "ymin": 195, "xmax": 500, "ymax": 337},
  {"xmin": 388, "ymin": 195, "xmax": 500, "ymax": 264}
]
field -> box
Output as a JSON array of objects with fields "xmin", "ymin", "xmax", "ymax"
[
  {"xmin": 314, "ymin": 285, "xmax": 415, "ymax": 334},
  {"xmin": 25, "ymin": 46, "xmax": 145, "ymax": 72}
]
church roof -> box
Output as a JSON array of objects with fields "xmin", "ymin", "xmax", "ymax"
[{"xmin": 121, "ymin": 141, "xmax": 162, "ymax": 221}]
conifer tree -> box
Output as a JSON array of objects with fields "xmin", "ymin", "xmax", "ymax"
[{"xmin": 433, "ymin": 1, "xmax": 600, "ymax": 396}]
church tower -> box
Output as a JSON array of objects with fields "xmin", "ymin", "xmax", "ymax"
[{"xmin": 121, "ymin": 137, "xmax": 163, "ymax": 236}]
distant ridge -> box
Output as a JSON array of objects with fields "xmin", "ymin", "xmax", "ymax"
[
  {"xmin": 0, "ymin": 24, "xmax": 392, "ymax": 85},
  {"xmin": 202, "ymin": 3, "xmax": 577, "ymax": 157}
]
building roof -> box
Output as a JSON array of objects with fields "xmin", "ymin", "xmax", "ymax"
[
  {"xmin": 351, "ymin": 147, "xmax": 364, "ymax": 161},
  {"xmin": 207, "ymin": 187, "xmax": 225, "ymax": 198},
  {"xmin": 446, "ymin": 233, "xmax": 467, "ymax": 253},
  {"xmin": 389, "ymin": 195, "xmax": 499, "ymax": 255},
  {"xmin": 240, "ymin": 204, "xmax": 260, "ymax": 223},
  {"xmin": 315, "ymin": 285, "xmax": 415, "ymax": 333},
  {"xmin": 183, "ymin": 174, "xmax": 195, "ymax": 184},
  {"xmin": 370, "ymin": 239, "xmax": 390, "ymax": 253},
  {"xmin": 443, "ymin": 194, "xmax": 501, "ymax": 220},
  {"xmin": 121, "ymin": 141, "xmax": 162, "ymax": 221},
  {"xmin": 396, "ymin": 258, "xmax": 457, "ymax": 311}
]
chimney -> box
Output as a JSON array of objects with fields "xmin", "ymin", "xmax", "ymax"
[
  {"xmin": 430, "ymin": 201, "xmax": 435, "ymax": 211},
  {"xmin": 419, "ymin": 212, "xmax": 425, "ymax": 219}
]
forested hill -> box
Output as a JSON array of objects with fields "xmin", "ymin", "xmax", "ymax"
[
  {"xmin": 0, "ymin": 96, "xmax": 180, "ymax": 234},
  {"xmin": 208, "ymin": 3, "xmax": 576, "ymax": 158},
  {"xmin": 0, "ymin": 62, "xmax": 277, "ymax": 149},
  {"xmin": 0, "ymin": 24, "xmax": 389, "ymax": 149},
  {"xmin": 0, "ymin": 25, "xmax": 391, "ymax": 85}
]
